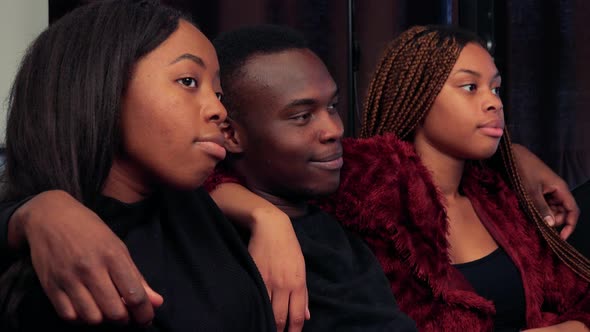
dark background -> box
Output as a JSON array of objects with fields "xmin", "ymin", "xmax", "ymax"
[{"xmin": 49, "ymin": 0, "xmax": 590, "ymax": 189}]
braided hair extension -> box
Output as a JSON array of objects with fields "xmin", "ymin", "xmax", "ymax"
[
  {"xmin": 497, "ymin": 132, "xmax": 590, "ymax": 280},
  {"xmin": 361, "ymin": 26, "xmax": 461, "ymax": 139},
  {"xmin": 360, "ymin": 25, "xmax": 590, "ymax": 281}
]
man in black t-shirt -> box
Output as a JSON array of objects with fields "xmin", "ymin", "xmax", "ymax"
[{"xmin": 211, "ymin": 25, "xmax": 417, "ymax": 331}]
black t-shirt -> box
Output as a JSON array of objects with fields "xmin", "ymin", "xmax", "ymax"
[
  {"xmin": 454, "ymin": 247, "xmax": 526, "ymax": 332},
  {"xmin": 291, "ymin": 206, "xmax": 416, "ymax": 331},
  {"xmin": 569, "ymin": 179, "xmax": 590, "ymax": 258},
  {"xmin": 1, "ymin": 188, "xmax": 276, "ymax": 331}
]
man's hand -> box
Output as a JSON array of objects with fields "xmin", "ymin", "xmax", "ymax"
[
  {"xmin": 512, "ymin": 144, "xmax": 580, "ymax": 239},
  {"xmin": 9, "ymin": 190, "xmax": 163, "ymax": 325},
  {"xmin": 210, "ymin": 183, "xmax": 310, "ymax": 331},
  {"xmin": 248, "ymin": 208, "xmax": 309, "ymax": 332}
]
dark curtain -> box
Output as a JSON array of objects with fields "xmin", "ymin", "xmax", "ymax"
[
  {"xmin": 504, "ymin": 0, "xmax": 590, "ymax": 189},
  {"xmin": 49, "ymin": 0, "xmax": 590, "ymax": 188},
  {"xmin": 207, "ymin": 0, "xmax": 453, "ymax": 137}
]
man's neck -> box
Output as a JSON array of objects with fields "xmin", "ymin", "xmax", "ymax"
[
  {"xmin": 249, "ymin": 187, "xmax": 309, "ymax": 218},
  {"xmin": 231, "ymin": 161, "xmax": 310, "ymax": 218}
]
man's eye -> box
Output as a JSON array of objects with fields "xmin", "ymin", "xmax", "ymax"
[
  {"xmin": 291, "ymin": 112, "xmax": 314, "ymax": 124},
  {"xmin": 294, "ymin": 113, "xmax": 311, "ymax": 121},
  {"xmin": 327, "ymin": 102, "xmax": 339, "ymax": 112}
]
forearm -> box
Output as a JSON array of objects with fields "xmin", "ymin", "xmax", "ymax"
[
  {"xmin": 210, "ymin": 182, "xmax": 308, "ymax": 330},
  {"xmin": 512, "ymin": 143, "xmax": 543, "ymax": 169},
  {"xmin": 511, "ymin": 143, "xmax": 557, "ymax": 184},
  {"xmin": 210, "ymin": 182, "xmax": 289, "ymax": 230},
  {"xmin": 2, "ymin": 197, "xmax": 34, "ymax": 250},
  {"xmin": 554, "ymin": 321, "xmax": 589, "ymax": 331},
  {"xmin": 524, "ymin": 320, "xmax": 588, "ymax": 331},
  {"xmin": 7, "ymin": 202, "xmax": 27, "ymax": 249},
  {"xmin": 511, "ymin": 143, "xmax": 580, "ymax": 238},
  {"xmin": 6, "ymin": 190, "xmax": 72, "ymax": 250}
]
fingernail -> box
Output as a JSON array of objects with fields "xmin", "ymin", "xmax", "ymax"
[{"xmin": 544, "ymin": 216, "xmax": 555, "ymax": 227}]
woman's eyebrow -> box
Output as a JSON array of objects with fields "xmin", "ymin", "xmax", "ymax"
[
  {"xmin": 452, "ymin": 68, "xmax": 501, "ymax": 79},
  {"xmin": 169, "ymin": 53, "xmax": 206, "ymax": 68}
]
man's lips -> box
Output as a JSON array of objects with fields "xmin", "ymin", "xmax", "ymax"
[{"xmin": 310, "ymin": 153, "xmax": 344, "ymax": 171}]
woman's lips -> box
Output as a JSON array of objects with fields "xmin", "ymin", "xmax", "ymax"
[
  {"xmin": 195, "ymin": 140, "xmax": 226, "ymax": 160},
  {"xmin": 478, "ymin": 119, "xmax": 504, "ymax": 138},
  {"xmin": 478, "ymin": 127, "xmax": 504, "ymax": 138}
]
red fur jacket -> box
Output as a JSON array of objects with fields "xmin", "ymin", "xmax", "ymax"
[{"xmin": 317, "ymin": 133, "xmax": 590, "ymax": 331}]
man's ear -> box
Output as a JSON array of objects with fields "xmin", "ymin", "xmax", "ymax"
[{"xmin": 221, "ymin": 119, "xmax": 245, "ymax": 153}]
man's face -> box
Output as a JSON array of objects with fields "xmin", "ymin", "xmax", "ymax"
[{"xmin": 231, "ymin": 49, "xmax": 343, "ymax": 200}]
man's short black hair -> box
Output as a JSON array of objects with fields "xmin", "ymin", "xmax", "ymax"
[{"xmin": 213, "ymin": 24, "xmax": 309, "ymax": 118}]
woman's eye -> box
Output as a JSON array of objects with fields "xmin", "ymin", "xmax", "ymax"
[
  {"xmin": 492, "ymin": 86, "xmax": 501, "ymax": 95},
  {"xmin": 177, "ymin": 77, "xmax": 197, "ymax": 88},
  {"xmin": 216, "ymin": 92, "xmax": 223, "ymax": 101},
  {"xmin": 460, "ymin": 84, "xmax": 477, "ymax": 92}
]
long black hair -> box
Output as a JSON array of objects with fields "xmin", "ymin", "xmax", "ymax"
[
  {"xmin": 0, "ymin": 0, "xmax": 191, "ymax": 325},
  {"xmin": 3, "ymin": 0, "xmax": 188, "ymax": 205}
]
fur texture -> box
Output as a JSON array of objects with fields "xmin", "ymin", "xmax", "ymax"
[
  {"xmin": 205, "ymin": 133, "xmax": 590, "ymax": 331},
  {"xmin": 317, "ymin": 133, "xmax": 590, "ymax": 331}
]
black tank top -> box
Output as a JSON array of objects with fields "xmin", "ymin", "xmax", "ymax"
[{"xmin": 454, "ymin": 248, "xmax": 526, "ymax": 332}]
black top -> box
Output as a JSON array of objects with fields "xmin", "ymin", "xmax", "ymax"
[
  {"xmin": 291, "ymin": 206, "xmax": 417, "ymax": 331},
  {"xmin": 569, "ymin": 179, "xmax": 590, "ymax": 258},
  {"xmin": 1, "ymin": 188, "xmax": 276, "ymax": 331},
  {"xmin": 454, "ymin": 248, "xmax": 526, "ymax": 332}
]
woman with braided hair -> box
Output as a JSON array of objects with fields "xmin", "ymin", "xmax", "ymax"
[{"xmin": 320, "ymin": 25, "xmax": 590, "ymax": 331}]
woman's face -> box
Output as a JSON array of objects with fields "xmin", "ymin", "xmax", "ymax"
[
  {"xmin": 114, "ymin": 20, "xmax": 227, "ymax": 197},
  {"xmin": 414, "ymin": 42, "xmax": 504, "ymax": 161}
]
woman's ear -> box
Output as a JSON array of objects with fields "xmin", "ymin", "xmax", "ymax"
[{"xmin": 221, "ymin": 119, "xmax": 245, "ymax": 153}]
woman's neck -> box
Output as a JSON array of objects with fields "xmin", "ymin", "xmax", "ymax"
[
  {"xmin": 414, "ymin": 140, "xmax": 465, "ymax": 201},
  {"xmin": 102, "ymin": 159, "xmax": 152, "ymax": 203}
]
